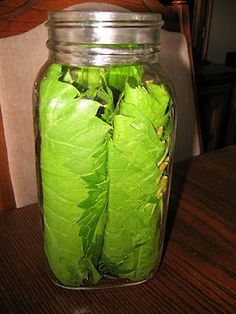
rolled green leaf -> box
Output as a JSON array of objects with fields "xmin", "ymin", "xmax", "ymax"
[
  {"xmin": 101, "ymin": 82, "xmax": 171, "ymax": 281},
  {"xmin": 39, "ymin": 64, "xmax": 111, "ymax": 285},
  {"xmin": 101, "ymin": 116, "xmax": 162, "ymax": 280}
]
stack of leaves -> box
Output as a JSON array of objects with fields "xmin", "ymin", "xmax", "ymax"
[{"xmin": 38, "ymin": 62, "xmax": 173, "ymax": 286}]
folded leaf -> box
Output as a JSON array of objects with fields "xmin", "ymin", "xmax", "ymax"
[
  {"xmin": 101, "ymin": 115, "xmax": 163, "ymax": 280},
  {"xmin": 39, "ymin": 64, "xmax": 111, "ymax": 285},
  {"xmin": 101, "ymin": 80, "xmax": 172, "ymax": 281},
  {"xmin": 120, "ymin": 82, "xmax": 171, "ymax": 129},
  {"xmin": 106, "ymin": 65, "xmax": 143, "ymax": 93}
]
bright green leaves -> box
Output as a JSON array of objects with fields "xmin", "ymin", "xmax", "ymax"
[
  {"xmin": 39, "ymin": 63, "xmax": 80, "ymax": 135},
  {"xmin": 61, "ymin": 66, "xmax": 115, "ymax": 124},
  {"xmin": 72, "ymin": 66, "xmax": 104, "ymax": 89},
  {"xmin": 120, "ymin": 82, "xmax": 171, "ymax": 130},
  {"xmin": 39, "ymin": 66, "xmax": 112, "ymax": 285},
  {"xmin": 106, "ymin": 65, "xmax": 143, "ymax": 93},
  {"xmin": 101, "ymin": 82, "xmax": 171, "ymax": 280},
  {"xmin": 39, "ymin": 62, "xmax": 173, "ymax": 286},
  {"xmin": 101, "ymin": 117, "xmax": 162, "ymax": 280}
]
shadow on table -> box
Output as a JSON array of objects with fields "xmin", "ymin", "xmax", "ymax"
[{"xmin": 162, "ymin": 159, "xmax": 191, "ymax": 258}]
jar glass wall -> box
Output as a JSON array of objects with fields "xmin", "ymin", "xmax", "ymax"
[{"xmin": 34, "ymin": 11, "xmax": 176, "ymax": 289}]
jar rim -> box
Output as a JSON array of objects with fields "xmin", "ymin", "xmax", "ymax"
[
  {"xmin": 47, "ymin": 11, "xmax": 163, "ymax": 27},
  {"xmin": 46, "ymin": 10, "xmax": 163, "ymax": 66}
]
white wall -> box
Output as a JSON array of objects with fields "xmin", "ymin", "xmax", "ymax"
[{"xmin": 207, "ymin": 0, "xmax": 236, "ymax": 65}]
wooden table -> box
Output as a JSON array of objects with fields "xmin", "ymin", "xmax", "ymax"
[{"xmin": 1, "ymin": 146, "xmax": 236, "ymax": 313}]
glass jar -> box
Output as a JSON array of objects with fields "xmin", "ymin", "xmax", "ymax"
[{"xmin": 34, "ymin": 11, "xmax": 176, "ymax": 289}]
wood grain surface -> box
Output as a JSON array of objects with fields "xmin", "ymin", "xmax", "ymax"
[{"xmin": 0, "ymin": 145, "xmax": 235, "ymax": 313}]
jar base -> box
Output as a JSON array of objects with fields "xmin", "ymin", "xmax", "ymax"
[{"xmin": 50, "ymin": 271, "xmax": 157, "ymax": 290}]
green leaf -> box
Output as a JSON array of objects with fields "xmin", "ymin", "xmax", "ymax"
[
  {"xmin": 73, "ymin": 66, "xmax": 104, "ymax": 89},
  {"xmin": 106, "ymin": 65, "xmax": 143, "ymax": 93},
  {"xmin": 100, "ymin": 77, "xmax": 172, "ymax": 281},
  {"xmin": 101, "ymin": 115, "xmax": 163, "ymax": 280},
  {"xmin": 120, "ymin": 82, "xmax": 170, "ymax": 130},
  {"xmin": 39, "ymin": 63, "xmax": 80, "ymax": 135},
  {"xmin": 146, "ymin": 83, "xmax": 170, "ymax": 115},
  {"xmin": 39, "ymin": 65, "xmax": 111, "ymax": 285}
]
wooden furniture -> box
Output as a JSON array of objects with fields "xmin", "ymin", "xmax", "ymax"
[
  {"xmin": 191, "ymin": 0, "xmax": 213, "ymax": 63},
  {"xmin": 0, "ymin": 1, "xmax": 186, "ymax": 35},
  {"xmin": 189, "ymin": 1, "xmax": 236, "ymax": 153},
  {"xmin": 196, "ymin": 63, "xmax": 236, "ymax": 152},
  {"xmin": 0, "ymin": 0, "xmax": 201, "ymax": 211},
  {"xmin": 0, "ymin": 145, "xmax": 235, "ymax": 313}
]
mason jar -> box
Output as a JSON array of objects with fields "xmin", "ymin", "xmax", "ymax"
[{"xmin": 34, "ymin": 11, "xmax": 176, "ymax": 289}]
